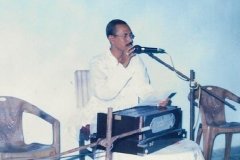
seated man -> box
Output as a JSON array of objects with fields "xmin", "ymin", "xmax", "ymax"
[{"xmin": 80, "ymin": 19, "xmax": 170, "ymax": 139}]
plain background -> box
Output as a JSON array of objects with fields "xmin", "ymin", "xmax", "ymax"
[{"xmin": 0, "ymin": 0, "xmax": 239, "ymax": 154}]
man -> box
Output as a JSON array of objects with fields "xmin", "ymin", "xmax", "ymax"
[{"xmin": 80, "ymin": 19, "xmax": 169, "ymax": 138}]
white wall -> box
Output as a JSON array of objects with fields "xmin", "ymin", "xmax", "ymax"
[{"xmin": 0, "ymin": 0, "xmax": 240, "ymax": 155}]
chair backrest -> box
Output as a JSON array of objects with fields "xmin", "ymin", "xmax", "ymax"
[
  {"xmin": 194, "ymin": 86, "xmax": 240, "ymax": 126},
  {"xmin": 75, "ymin": 70, "xmax": 90, "ymax": 108},
  {"xmin": 0, "ymin": 96, "xmax": 60, "ymax": 159},
  {"xmin": 0, "ymin": 96, "xmax": 26, "ymax": 148}
]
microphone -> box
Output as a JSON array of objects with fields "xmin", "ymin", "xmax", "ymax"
[{"xmin": 133, "ymin": 45, "xmax": 166, "ymax": 54}]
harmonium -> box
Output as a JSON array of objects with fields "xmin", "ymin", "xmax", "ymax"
[{"xmin": 92, "ymin": 105, "xmax": 187, "ymax": 155}]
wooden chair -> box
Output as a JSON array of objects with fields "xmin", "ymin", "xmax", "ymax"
[
  {"xmin": 193, "ymin": 85, "xmax": 240, "ymax": 160},
  {"xmin": 0, "ymin": 96, "xmax": 60, "ymax": 160},
  {"xmin": 75, "ymin": 70, "xmax": 94, "ymax": 159},
  {"xmin": 75, "ymin": 70, "xmax": 90, "ymax": 109}
]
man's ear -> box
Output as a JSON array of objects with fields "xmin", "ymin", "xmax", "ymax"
[
  {"xmin": 108, "ymin": 35, "xmax": 115, "ymax": 43},
  {"xmin": 107, "ymin": 35, "xmax": 114, "ymax": 40}
]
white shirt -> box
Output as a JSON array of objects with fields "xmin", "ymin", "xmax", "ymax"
[{"xmin": 80, "ymin": 49, "xmax": 165, "ymax": 133}]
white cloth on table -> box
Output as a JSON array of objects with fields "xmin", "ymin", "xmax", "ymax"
[{"xmin": 92, "ymin": 139, "xmax": 204, "ymax": 160}]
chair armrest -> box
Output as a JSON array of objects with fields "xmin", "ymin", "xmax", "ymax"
[
  {"xmin": 22, "ymin": 103, "xmax": 61, "ymax": 154},
  {"xmin": 52, "ymin": 118, "xmax": 61, "ymax": 155}
]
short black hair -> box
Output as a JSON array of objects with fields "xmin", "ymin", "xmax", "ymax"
[{"xmin": 106, "ymin": 19, "xmax": 128, "ymax": 37}]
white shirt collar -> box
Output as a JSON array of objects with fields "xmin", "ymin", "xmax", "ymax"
[{"xmin": 105, "ymin": 48, "xmax": 120, "ymax": 66}]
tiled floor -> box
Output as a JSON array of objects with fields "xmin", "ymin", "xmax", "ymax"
[{"xmin": 212, "ymin": 146, "xmax": 240, "ymax": 160}]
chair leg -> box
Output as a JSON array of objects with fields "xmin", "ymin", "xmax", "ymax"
[
  {"xmin": 202, "ymin": 128, "xmax": 215, "ymax": 160},
  {"xmin": 79, "ymin": 133, "xmax": 86, "ymax": 160},
  {"xmin": 79, "ymin": 132, "xmax": 95, "ymax": 160},
  {"xmin": 224, "ymin": 133, "xmax": 232, "ymax": 160},
  {"xmin": 196, "ymin": 123, "xmax": 202, "ymax": 145}
]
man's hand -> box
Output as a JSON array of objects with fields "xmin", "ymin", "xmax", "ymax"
[
  {"xmin": 158, "ymin": 98, "xmax": 172, "ymax": 107},
  {"xmin": 159, "ymin": 92, "xmax": 176, "ymax": 107},
  {"xmin": 80, "ymin": 124, "xmax": 90, "ymax": 141},
  {"xmin": 118, "ymin": 47, "xmax": 136, "ymax": 68}
]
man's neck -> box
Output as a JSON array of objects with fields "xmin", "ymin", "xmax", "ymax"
[{"xmin": 110, "ymin": 47, "xmax": 123, "ymax": 60}]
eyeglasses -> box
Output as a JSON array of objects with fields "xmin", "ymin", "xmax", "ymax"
[{"xmin": 113, "ymin": 33, "xmax": 135, "ymax": 40}]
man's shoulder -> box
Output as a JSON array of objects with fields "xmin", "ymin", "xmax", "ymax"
[
  {"xmin": 89, "ymin": 53, "xmax": 111, "ymax": 68},
  {"xmin": 90, "ymin": 53, "xmax": 107, "ymax": 62},
  {"xmin": 131, "ymin": 54, "xmax": 145, "ymax": 64}
]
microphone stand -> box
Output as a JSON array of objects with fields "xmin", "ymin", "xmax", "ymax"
[{"xmin": 147, "ymin": 53, "xmax": 237, "ymax": 141}]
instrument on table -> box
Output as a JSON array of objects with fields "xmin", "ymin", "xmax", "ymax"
[{"xmin": 93, "ymin": 105, "xmax": 186, "ymax": 155}]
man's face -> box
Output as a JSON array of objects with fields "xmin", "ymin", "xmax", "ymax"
[{"xmin": 109, "ymin": 24, "xmax": 135, "ymax": 53}]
